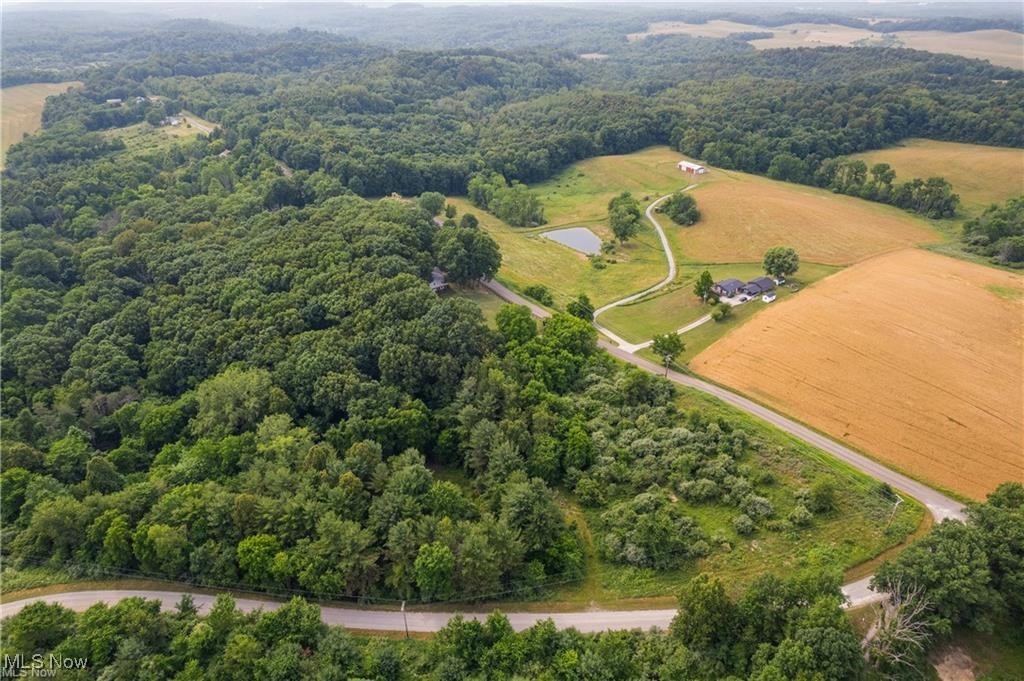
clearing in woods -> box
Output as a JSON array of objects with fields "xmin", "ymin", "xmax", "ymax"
[
  {"xmin": 627, "ymin": 21, "xmax": 1024, "ymax": 69},
  {"xmin": 691, "ymin": 248, "xmax": 1024, "ymax": 501},
  {"xmin": 850, "ymin": 139, "xmax": 1024, "ymax": 213},
  {"xmin": 1, "ymin": 81, "xmax": 81, "ymax": 167},
  {"xmin": 682, "ymin": 169, "xmax": 940, "ymax": 265}
]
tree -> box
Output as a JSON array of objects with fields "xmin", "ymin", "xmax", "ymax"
[
  {"xmin": 238, "ymin": 534, "xmax": 282, "ymax": 587},
  {"xmin": 873, "ymin": 520, "xmax": 1001, "ymax": 634},
  {"xmin": 193, "ymin": 367, "xmax": 285, "ymax": 438},
  {"xmin": 670, "ymin": 574, "xmax": 737, "ymax": 672},
  {"xmin": 418, "ymin": 191, "xmax": 446, "ymax": 216},
  {"xmin": 693, "ymin": 270, "xmax": 714, "ymax": 303},
  {"xmin": 608, "ymin": 192, "xmax": 641, "ymax": 242},
  {"xmin": 651, "ymin": 333, "xmax": 684, "ymax": 375},
  {"xmin": 459, "ymin": 213, "xmax": 479, "ymax": 229},
  {"xmin": 434, "ymin": 226, "xmax": 502, "ymax": 283},
  {"xmin": 414, "ymin": 541, "xmax": 456, "ymax": 601},
  {"xmin": 565, "ymin": 294, "xmax": 593, "ymax": 321},
  {"xmin": 763, "ymin": 246, "xmax": 800, "ymax": 279},
  {"xmin": 495, "ymin": 304, "xmax": 537, "ymax": 345},
  {"xmin": 661, "ymin": 192, "xmax": 700, "ymax": 226}
]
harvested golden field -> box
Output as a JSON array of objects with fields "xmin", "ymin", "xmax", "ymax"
[
  {"xmin": 629, "ymin": 21, "xmax": 1024, "ymax": 69},
  {"xmin": 851, "ymin": 139, "xmax": 1024, "ymax": 213},
  {"xmin": 682, "ymin": 170, "xmax": 940, "ymax": 265},
  {"xmin": 1, "ymin": 81, "xmax": 81, "ymax": 167},
  {"xmin": 896, "ymin": 30, "xmax": 1024, "ymax": 70},
  {"xmin": 692, "ymin": 249, "xmax": 1024, "ymax": 500}
]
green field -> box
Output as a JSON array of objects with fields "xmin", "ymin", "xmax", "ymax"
[
  {"xmin": 601, "ymin": 261, "xmax": 839, "ymax": 343},
  {"xmin": 534, "ymin": 146, "xmax": 705, "ymax": 226},
  {"xmin": 451, "ymin": 197, "xmax": 669, "ymax": 308},
  {"xmin": 851, "ymin": 139, "xmax": 1024, "ymax": 214},
  {"xmin": 1, "ymin": 81, "xmax": 81, "ymax": 167}
]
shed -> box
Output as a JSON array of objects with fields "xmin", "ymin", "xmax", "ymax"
[
  {"xmin": 429, "ymin": 267, "xmax": 449, "ymax": 293},
  {"xmin": 677, "ymin": 160, "xmax": 707, "ymax": 175}
]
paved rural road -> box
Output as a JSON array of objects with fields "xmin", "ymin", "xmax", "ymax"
[
  {"xmin": 591, "ymin": 186, "xmax": 697, "ymax": 352},
  {"xmin": 0, "ymin": 578, "xmax": 884, "ymax": 633}
]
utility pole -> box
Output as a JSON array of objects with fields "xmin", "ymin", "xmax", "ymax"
[{"xmin": 401, "ymin": 600, "xmax": 409, "ymax": 640}]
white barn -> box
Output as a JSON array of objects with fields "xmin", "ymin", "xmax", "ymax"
[{"xmin": 677, "ymin": 160, "xmax": 707, "ymax": 175}]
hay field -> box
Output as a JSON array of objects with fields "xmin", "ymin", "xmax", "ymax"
[
  {"xmin": 692, "ymin": 249, "xmax": 1024, "ymax": 500},
  {"xmin": 534, "ymin": 146, "xmax": 706, "ymax": 227},
  {"xmin": 629, "ymin": 21, "xmax": 1024, "ymax": 69},
  {"xmin": 851, "ymin": 139, "xmax": 1024, "ymax": 213},
  {"xmin": 683, "ymin": 170, "xmax": 940, "ymax": 265},
  {"xmin": 1, "ymin": 81, "xmax": 81, "ymax": 167}
]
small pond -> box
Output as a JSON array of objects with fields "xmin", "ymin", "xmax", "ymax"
[{"xmin": 541, "ymin": 227, "xmax": 602, "ymax": 255}]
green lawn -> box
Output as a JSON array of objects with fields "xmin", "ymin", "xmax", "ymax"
[
  {"xmin": 608, "ymin": 262, "xmax": 839, "ymax": 347},
  {"xmin": 449, "ymin": 283, "xmax": 508, "ymax": 328}
]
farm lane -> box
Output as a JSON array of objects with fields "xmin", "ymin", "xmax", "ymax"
[{"xmin": 591, "ymin": 186, "xmax": 698, "ymax": 352}]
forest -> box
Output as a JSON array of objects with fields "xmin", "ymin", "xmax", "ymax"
[{"xmin": 2, "ymin": 7, "xmax": 1023, "ymax": 679}]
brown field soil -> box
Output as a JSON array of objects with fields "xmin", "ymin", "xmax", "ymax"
[
  {"xmin": 691, "ymin": 249, "xmax": 1024, "ymax": 500},
  {"xmin": 682, "ymin": 170, "xmax": 940, "ymax": 265},
  {"xmin": 630, "ymin": 21, "xmax": 1024, "ymax": 69},
  {"xmin": 1, "ymin": 81, "xmax": 81, "ymax": 167},
  {"xmin": 851, "ymin": 139, "xmax": 1024, "ymax": 214}
]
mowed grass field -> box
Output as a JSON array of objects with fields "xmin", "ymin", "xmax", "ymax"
[
  {"xmin": 682, "ymin": 170, "xmax": 941, "ymax": 265},
  {"xmin": 1, "ymin": 81, "xmax": 81, "ymax": 167},
  {"xmin": 851, "ymin": 139, "xmax": 1024, "ymax": 213},
  {"xmin": 533, "ymin": 146, "xmax": 706, "ymax": 227},
  {"xmin": 449, "ymin": 197, "xmax": 667, "ymax": 308},
  {"xmin": 691, "ymin": 249, "xmax": 1024, "ymax": 500},
  {"xmin": 628, "ymin": 21, "xmax": 1024, "ymax": 69}
]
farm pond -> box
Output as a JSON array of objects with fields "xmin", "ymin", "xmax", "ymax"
[{"xmin": 541, "ymin": 227, "xmax": 601, "ymax": 254}]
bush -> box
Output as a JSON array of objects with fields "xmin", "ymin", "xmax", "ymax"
[
  {"xmin": 808, "ymin": 478, "xmax": 839, "ymax": 514},
  {"xmin": 710, "ymin": 303, "xmax": 732, "ymax": 322},
  {"xmin": 741, "ymin": 495, "xmax": 775, "ymax": 520},
  {"xmin": 523, "ymin": 284, "xmax": 554, "ymax": 306},
  {"xmin": 574, "ymin": 476, "xmax": 605, "ymax": 507},
  {"xmin": 787, "ymin": 504, "xmax": 813, "ymax": 527},
  {"xmin": 733, "ymin": 514, "xmax": 755, "ymax": 536}
]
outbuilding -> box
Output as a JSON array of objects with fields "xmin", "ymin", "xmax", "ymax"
[{"xmin": 677, "ymin": 160, "xmax": 707, "ymax": 175}]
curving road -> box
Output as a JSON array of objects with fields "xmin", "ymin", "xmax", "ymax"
[
  {"xmin": 591, "ymin": 187, "xmax": 692, "ymax": 352},
  {"xmin": 0, "ymin": 194, "xmax": 966, "ymax": 633}
]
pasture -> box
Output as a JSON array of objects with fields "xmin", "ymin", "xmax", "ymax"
[
  {"xmin": 533, "ymin": 146, "xmax": 706, "ymax": 227},
  {"xmin": 1, "ymin": 81, "xmax": 81, "ymax": 167},
  {"xmin": 691, "ymin": 249, "xmax": 1024, "ymax": 501},
  {"xmin": 851, "ymin": 139, "xmax": 1024, "ymax": 213},
  {"xmin": 628, "ymin": 21, "xmax": 1024, "ymax": 69},
  {"xmin": 681, "ymin": 170, "xmax": 941, "ymax": 265},
  {"xmin": 450, "ymin": 197, "xmax": 668, "ymax": 308}
]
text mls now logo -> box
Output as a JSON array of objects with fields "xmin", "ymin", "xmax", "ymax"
[{"xmin": 2, "ymin": 655, "xmax": 87, "ymax": 677}]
